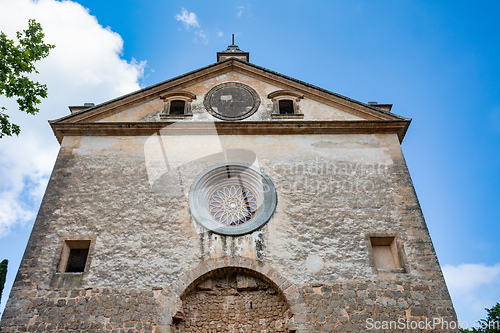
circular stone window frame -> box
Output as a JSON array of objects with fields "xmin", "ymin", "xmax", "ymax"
[
  {"xmin": 189, "ymin": 163, "xmax": 277, "ymax": 236},
  {"xmin": 203, "ymin": 82, "xmax": 261, "ymax": 120}
]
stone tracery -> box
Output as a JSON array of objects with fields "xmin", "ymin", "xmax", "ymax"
[{"xmin": 208, "ymin": 185, "xmax": 258, "ymax": 225}]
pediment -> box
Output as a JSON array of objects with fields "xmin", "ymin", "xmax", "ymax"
[{"xmin": 50, "ymin": 59, "xmax": 411, "ymax": 142}]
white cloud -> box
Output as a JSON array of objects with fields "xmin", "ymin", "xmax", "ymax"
[
  {"xmin": 195, "ymin": 30, "xmax": 208, "ymax": 45},
  {"xmin": 443, "ymin": 263, "xmax": 500, "ymax": 326},
  {"xmin": 175, "ymin": 8, "xmax": 199, "ymax": 28},
  {"xmin": 216, "ymin": 30, "xmax": 224, "ymax": 38},
  {"xmin": 236, "ymin": 6, "xmax": 244, "ymax": 18},
  {"xmin": 443, "ymin": 263, "xmax": 500, "ymax": 294},
  {"xmin": 0, "ymin": 0, "xmax": 145, "ymax": 237},
  {"xmin": 174, "ymin": 8, "xmax": 208, "ymax": 44}
]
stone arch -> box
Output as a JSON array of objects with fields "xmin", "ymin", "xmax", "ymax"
[
  {"xmin": 166, "ymin": 257, "xmax": 309, "ymax": 332},
  {"xmin": 176, "ymin": 268, "xmax": 290, "ymax": 332}
]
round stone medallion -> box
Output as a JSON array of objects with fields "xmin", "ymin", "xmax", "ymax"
[
  {"xmin": 189, "ymin": 163, "xmax": 276, "ymax": 235},
  {"xmin": 204, "ymin": 82, "xmax": 260, "ymax": 120}
]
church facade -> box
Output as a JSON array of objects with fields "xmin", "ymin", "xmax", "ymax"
[{"xmin": 1, "ymin": 45, "xmax": 458, "ymax": 332}]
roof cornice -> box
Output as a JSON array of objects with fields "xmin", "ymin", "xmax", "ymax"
[{"xmin": 50, "ymin": 120, "xmax": 411, "ymax": 145}]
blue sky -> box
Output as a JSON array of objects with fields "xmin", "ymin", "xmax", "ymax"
[{"xmin": 0, "ymin": 0, "xmax": 499, "ymax": 327}]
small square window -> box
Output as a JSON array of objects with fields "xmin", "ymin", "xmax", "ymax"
[
  {"xmin": 159, "ymin": 94, "xmax": 194, "ymax": 119},
  {"xmin": 370, "ymin": 237, "xmax": 401, "ymax": 269},
  {"xmin": 58, "ymin": 240, "xmax": 91, "ymax": 273},
  {"xmin": 278, "ymin": 100, "xmax": 295, "ymax": 114},
  {"xmin": 169, "ymin": 100, "xmax": 186, "ymax": 115},
  {"xmin": 365, "ymin": 233, "xmax": 408, "ymax": 274},
  {"xmin": 66, "ymin": 248, "xmax": 89, "ymax": 272},
  {"xmin": 268, "ymin": 91, "xmax": 304, "ymax": 119}
]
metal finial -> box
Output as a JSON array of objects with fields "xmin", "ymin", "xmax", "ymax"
[{"xmin": 232, "ymin": 34, "xmax": 235, "ymax": 45}]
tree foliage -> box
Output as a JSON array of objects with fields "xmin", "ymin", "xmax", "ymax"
[
  {"xmin": 0, "ymin": 19, "xmax": 55, "ymax": 138},
  {"xmin": 0, "ymin": 259, "xmax": 7, "ymax": 304},
  {"xmin": 461, "ymin": 303, "xmax": 500, "ymax": 332}
]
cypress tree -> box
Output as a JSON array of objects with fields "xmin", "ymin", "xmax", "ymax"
[{"xmin": 0, "ymin": 259, "xmax": 7, "ymax": 304}]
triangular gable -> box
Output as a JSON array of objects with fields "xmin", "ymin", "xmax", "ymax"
[
  {"xmin": 51, "ymin": 58, "xmax": 409, "ymax": 124},
  {"xmin": 50, "ymin": 58, "xmax": 411, "ymax": 143}
]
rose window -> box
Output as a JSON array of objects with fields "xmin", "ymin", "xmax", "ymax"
[
  {"xmin": 189, "ymin": 163, "xmax": 277, "ymax": 236},
  {"xmin": 208, "ymin": 185, "xmax": 258, "ymax": 225}
]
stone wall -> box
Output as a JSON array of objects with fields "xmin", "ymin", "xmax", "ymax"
[
  {"xmin": 0, "ymin": 287, "xmax": 161, "ymax": 332},
  {"xmin": 303, "ymin": 281, "xmax": 456, "ymax": 332},
  {"xmin": 0, "ymin": 279, "xmax": 457, "ymax": 332},
  {"xmin": 0, "ymin": 132, "xmax": 458, "ymax": 332}
]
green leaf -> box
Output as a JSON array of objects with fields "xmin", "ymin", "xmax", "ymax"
[{"xmin": 0, "ymin": 19, "xmax": 54, "ymax": 138}]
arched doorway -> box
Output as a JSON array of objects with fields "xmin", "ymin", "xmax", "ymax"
[{"xmin": 173, "ymin": 268, "xmax": 291, "ymax": 332}]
